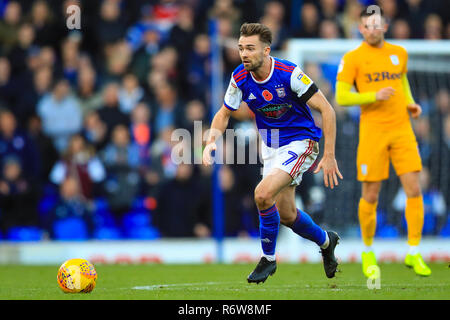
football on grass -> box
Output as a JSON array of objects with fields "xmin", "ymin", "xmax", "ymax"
[{"xmin": 57, "ymin": 258, "xmax": 97, "ymax": 293}]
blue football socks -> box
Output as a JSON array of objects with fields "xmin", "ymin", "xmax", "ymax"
[
  {"xmin": 290, "ymin": 209, "xmax": 327, "ymax": 247},
  {"xmin": 258, "ymin": 203, "xmax": 280, "ymax": 258}
]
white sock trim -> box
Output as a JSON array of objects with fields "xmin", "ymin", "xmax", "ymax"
[
  {"xmin": 364, "ymin": 245, "xmax": 374, "ymax": 253},
  {"xmin": 320, "ymin": 232, "xmax": 330, "ymax": 249},
  {"xmin": 262, "ymin": 254, "xmax": 276, "ymax": 261},
  {"xmin": 408, "ymin": 246, "xmax": 418, "ymax": 255}
]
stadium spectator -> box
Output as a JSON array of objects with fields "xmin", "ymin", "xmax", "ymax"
[
  {"xmin": 8, "ymin": 22, "xmax": 35, "ymax": 76},
  {"xmin": 95, "ymin": 0, "xmax": 127, "ymax": 48},
  {"xmin": 216, "ymin": 15, "xmax": 234, "ymax": 43},
  {"xmin": 152, "ymin": 81, "xmax": 183, "ymax": 135},
  {"xmin": 27, "ymin": 114, "xmax": 59, "ymax": 184},
  {"xmin": 150, "ymin": 126, "xmax": 178, "ymax": 181},
  {"xmin": 76, "ymin": 64, "xmax": 103, "ymax": 116},
  {"xmin": 145, "ymin": 68, "xmax": 167, "ymax": 103},
  {"xmin": 149, "ymin": 46, "xmax": 179, "ymax": 85},
  {"xmin": 46, "ymin": 176, "xmax": 94, "ymax": 238},
  {"xmin": 0, "ymin": 155, "xmax": 40, "ymax": 234},
  {"xmin": 49, "ymin": 134, "xmax": 105, "ymax": 201},
  {"xmin": 219, "ymin": 164, "xmax": 257, "ymax": 237},
  {"xmin": 444, "ymin": 114, "xmax": 450, "ymax": 151},
  {"xmin": 168, "ymin": 4, "xmax": 196, "ymax": 94},
  {"xmin": 0, "ymin": 109, "xmax": 40, "ymax": 180},
  {"xmin": 378, "ymin": 0, "xmax": 399, "ymax": 21},
  {"xmin": 0, "ymin": 1, "xmax": 22, "ymax": 55},
  {"xmin": 424, "ymin": 14, "xmax": 443, "ymax": 40},
  {"xmin": 259, "ymin": 1, "xmax": 290, "ymax": 50},
  {"xmin": 60, "ymin": 35, "xmax": 81, "ymax": 86},
  {"xmin": 0, "ymin": 57, "xmax": 17, "ymax": 110},
  {"xmin": 149, "ymin": 0, "xmax": 180, "ymax": 35},
  {"xmin": 319, "ymin": 19, "xmax": 342, "ymax": 39},
  {"xmin": 443, "ymin": 115, "xmax": 450, "ymax": 183},
  {"xmin": 293, "ymin": 2, "xmax": 320, "ymax": 38},
  {"xmin": 28, "ymin": 0, "xmax": 58, "ymax": 47},
  {"xmin": 339, "ymin": 0, "xmax": 363, "ymax": 39},
  {"xmin": 81, "ymin": 110, "xmax": 108, "ymax": 151},
  {"xmin": 37, "ymin": 78, "xmax": 83, "ymax": 152},
  {"xmin": 97, "ymin": 82, "xmax": 130, "ymax": 140},
  {"xmin": 319, "ymin": 0, "xmax": 340, "ymax": 20},
  {"xmin": 155, "ymin": 162, "xmax": 211, "ymax": 238},
  {"xmin": 101, "ymin": 124, "xmax": 141, "ymax": 217},
  {"xmin": 208, "ymin": 0, "xmax": 242, "ymax": 35},
  {"xmin": 391, "ymin": 19, "xmax": 411, "ymax": 39},
  {"xmin": 128, "ymin": 26, "xmax": 162, "ymax": 84},
  {"xmin": 37, "ymin": 45, "xmax": 57, "ymax": 69},
  {"xmin": 15, "ymin": 66, "xmax": 53, "ymax": 125},
  {"xmin": 430, "ymin": 89, "xmax": 450, "ymax": 151},
  {"xmin": 118, "ymin": 73, "xmax": 144, "ymax": 114},
  {"xmin": 103, "ymin": 40, "xmax": 133, "ymax": 81},
  {"xmin": 187, "ymin": 34, "xmax": 211, "ymax": 101},
  {"xmin": 405, "ymin": 0, "xmax": 428, "ymax": 38},
  {"xmin": 125, "ymin": 2, "xmax": 167, "ymax": 54},
  {"xmin": 130, "ymin": 102, "xmax": 152, "ymax": 167}
]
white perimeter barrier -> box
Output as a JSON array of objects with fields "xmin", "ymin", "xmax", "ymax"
[{"xmin": 0, "ymin": 236, "xmax": 448, "ymax": 265}]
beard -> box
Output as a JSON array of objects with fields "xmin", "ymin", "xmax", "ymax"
[
  {"xmin": 243, "ymin": 56, "xmax": 264, "ymax": 72},
  {"xmin": 366, "ymin": 35, "xmax": 383, "ymax": 46}
]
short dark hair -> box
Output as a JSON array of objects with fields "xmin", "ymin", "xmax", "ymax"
[
  {"xmin": 239, "ymin": 23, "xmax": 272, "ymax": 46},
  {"xmin": 360, "ymin": 5, "xmax": 384, "ymax": 18}
]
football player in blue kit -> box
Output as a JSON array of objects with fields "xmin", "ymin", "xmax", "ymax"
[{"xmin": 203, "ymin": 23, "xmax": 343, "ymax": 283}]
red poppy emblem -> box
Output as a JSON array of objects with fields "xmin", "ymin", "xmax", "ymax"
[{"xmin": 262, "ymin": 90, "xmax": 273, "ymax": 101}]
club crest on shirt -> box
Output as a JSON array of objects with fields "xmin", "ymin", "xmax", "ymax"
[
  {"xmin": 390, "ymin": 55, "xmax": 399, "ymax": 65},
  {"xmin": 275, "ymin": 87, "xmax": 286, "ymax": 98},
  {"xmin": 361, "ymin": 164, "xmax": 368, "ymax": 176},
  {"xmin": 338, "ymin": 59, "xmax": 344, "ymax": 73}
]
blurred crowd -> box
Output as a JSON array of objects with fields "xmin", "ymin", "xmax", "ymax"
[{"xmin": 0, "ymin": 0, "xmax": 448, "ymax": 241}]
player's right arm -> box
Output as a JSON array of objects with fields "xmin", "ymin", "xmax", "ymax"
[
  {"xmin": 203, "ymin": 75, "xmax": 242, "ymax": 166},
  {"xmin": 203, "ymin": 105, "xmax": 233, "ymax": 166},
  {"xmin": 335, "ymin": 52, "xmax": 395, "ymax": 106},
  {"xmin": 335, "ymin": 81, "xmax": 395, "ymax": 105}
]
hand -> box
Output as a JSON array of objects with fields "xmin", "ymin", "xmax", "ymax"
[
  {"xmin": 376, "ymin": 87, "xmax": 395, "ymax": 101},
  {"xmin": 202, "ymin": 142, "xmax": 217, "ymax": 166},
  {"xmin": 0, "ymin": 181, "xmax": 10, "ymax": 195},
  {"xmin": 313, "ymin": 155, "xmax": 343, "ymax": 189},
  {"xmin": 407, "ymin": 103, "xmax": 422, "ymax": 119}
]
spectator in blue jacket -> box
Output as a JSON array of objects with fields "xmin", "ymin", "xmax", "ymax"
[{"xmin": 37, "ymin": 78, "xmax": 82, "ymax": 153}]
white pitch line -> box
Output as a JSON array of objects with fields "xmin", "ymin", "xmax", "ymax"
[{"xmin": 131, "ymin": 281, "xmax": 238, "ymax": 290}]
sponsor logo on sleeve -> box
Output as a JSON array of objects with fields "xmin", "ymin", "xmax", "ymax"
[{"xmin": 301, "ymin": 74, "xmax": 311, "ymax": 85}]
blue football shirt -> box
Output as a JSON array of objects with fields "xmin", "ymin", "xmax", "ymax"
[{"xmin": 223, "ymin": 56, "xmax": 322, "ymax": 147}]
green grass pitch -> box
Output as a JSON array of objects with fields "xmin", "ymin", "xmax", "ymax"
[{"xmin": 0, "ymin": 263, "xmax": 448, "ymax": 300}]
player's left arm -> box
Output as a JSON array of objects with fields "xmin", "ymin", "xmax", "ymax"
[
  {"xmin": 307, "ymin": 90, "xmax": 344, "ymax": 189},
  {"xmin": 402, "ymin": 50, "xmax": 421, "ymax": 119},
  {"xmin": 402, "ymin": 73, "xmax": 421, "ymax": 119}
]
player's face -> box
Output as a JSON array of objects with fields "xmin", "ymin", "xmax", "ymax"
[
  {"xmin": 238, "ymin": 35, "xmax": 269, "ymax": 72},
  {"xmin": 359, "ymin": 15, "xmax": 388, "ymax": 46}
]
